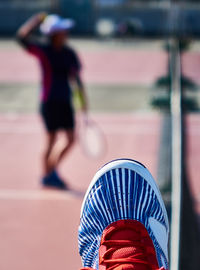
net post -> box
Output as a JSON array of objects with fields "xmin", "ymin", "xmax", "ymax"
[{"xmin": 169, "ymin": 38, "xmax": 182, "ymax": 270}]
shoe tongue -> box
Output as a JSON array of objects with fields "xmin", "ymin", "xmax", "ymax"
[
  {"xmin": 110, "ymin": 228, "xmax": 140, "ymax": 241},
  {"xmin": 109, "ymin": 228, "xmax": 141, "ymax": 259},
  {"xmin": 106, "ymin": 228, "xmax": 150, "ymax": 270}
]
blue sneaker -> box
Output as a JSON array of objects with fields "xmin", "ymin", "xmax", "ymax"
[
  {"xmin": 78, "ymin": 159, "xmax": 169, "ymax": 270},
  {"xmin": 42, "ymin": 170, "xmax": 67, "ymax": 190}
]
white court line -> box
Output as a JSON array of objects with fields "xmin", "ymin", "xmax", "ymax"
[{"xmin": 0, "ymin": 189, "xmax": 84, "ymax": 201}]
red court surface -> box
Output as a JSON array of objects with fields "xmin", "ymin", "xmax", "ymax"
[
  {"xmin": 0, "ymin": 113, "xmax": 200, "ymax": 270},
  {"xmin": 0, "ymin": 48, "xmax": 167, "ymax": 84},
  {"xmin": 0, "ymin": 113, "xmax": 161, "ymax": 270},
  {"xmin": 2, "ymin": 47, "xmax": 200, "ymax": 85},
  {"xmin": 1, "ymin": 41, "xmax": 200, "ymax": 269}
]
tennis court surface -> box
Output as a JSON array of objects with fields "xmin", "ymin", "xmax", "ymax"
[
  {"xmin": 0, "ymin": 113, "xmax": 161, "ymax": 270},
  {"xmin": 0, "ymin": 39, "xmax": 200, "ymax": 270}
]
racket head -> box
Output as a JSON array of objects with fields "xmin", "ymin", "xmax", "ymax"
[{"xmin": 79, "ymin": 116, "xmax": 107, "ymax": 159}]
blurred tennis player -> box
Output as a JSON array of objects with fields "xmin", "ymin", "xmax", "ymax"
[{"xmin": 17, "ymin": 13, "xmax": 88, "ymax": 189}]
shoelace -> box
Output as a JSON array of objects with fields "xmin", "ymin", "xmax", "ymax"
[
  {"xmin": 100, "ymin": 239, "xmax": 149, "ymax": 270},
  {"xmin": 100, "ymin": 238, "xmax": 165, "ymax": 270},
  {"xmin": 80, "ymin": 238, "xmax": 166, "ymax": 270}
]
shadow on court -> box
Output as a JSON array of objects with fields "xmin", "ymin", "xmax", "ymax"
[{"xmin": 180, "ymin": 116, "xmax": 200, "ymax": 270}]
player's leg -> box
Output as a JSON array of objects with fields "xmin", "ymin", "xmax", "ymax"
[
  {"xmin": 41, "ymin": 101, "xmax": 75, "ymax": 189},
  {"xmin": 43, "ymin": 131, "xmax": 57, "ymax": 175},
  {"xmin": 42, "ymin": 131, "xmax": 68, "ymax": 189},
  {"xmin": 52, "ymin": 100, "xmax": 75, "ymax": 167},
  {"xmin": 41, "ymin": 129, "xmax": 75, "ymax": 190},
  {"xmin": 41, "ymin": 130, "xmax": 68, "ymax": 190},
  {"xmin": 78, "ymin": 159, "xmax": 169, "ymax": 270},
  {"xmin": 54, "ymin": 129, "xmax": 75, "ymax": 166},
  {"xmin": 40, "ymin": 101, "xmax": 58, "ymax": 175}
]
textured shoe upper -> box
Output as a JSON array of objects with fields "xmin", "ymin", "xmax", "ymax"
[{"xmin": 79, "ymin": 161, "xmax": 169, "ymax": 270}]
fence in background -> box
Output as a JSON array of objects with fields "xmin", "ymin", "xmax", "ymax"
[
  {"xmin": 1, "ymin": 1, "xmax": 200, "ymax": 36},
  {"xmin": 0, "ymin": 0, "xmax": 54, "ymax": 35}
]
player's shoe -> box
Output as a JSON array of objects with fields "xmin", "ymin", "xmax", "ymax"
[
  {"xmin": 78, "ymin": 159, "xmax": 169, "ymax": 270},
  {"xmin": 42, "ymin": 170, "xmax": 68, "ymax": 190}
]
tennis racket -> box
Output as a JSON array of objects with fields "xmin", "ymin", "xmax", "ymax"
[{"xmin": 79, "ymin": 114, "xmax": 107, "ymax": 159}]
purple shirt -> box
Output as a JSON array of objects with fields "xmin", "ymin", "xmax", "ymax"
[{"xmin": 18, "ymin": 37, "xmax": 81, "ymax": 103}]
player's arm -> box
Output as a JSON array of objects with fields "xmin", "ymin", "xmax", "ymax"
[
  {"xmin": 76, "ymin": 74, "xmax": 88, "ymax": 113},
  {"xmin": 17, "ymin": 12, "xmax": 46, "ymax": 39},
  {"xmin": 69, "ymin": 50, "xmax": 88, "ymax": 112}
]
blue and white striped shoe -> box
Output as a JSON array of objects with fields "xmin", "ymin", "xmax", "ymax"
[{"xmin": 78, "ymin": 159, "xmax": 169, "ymax": 270}]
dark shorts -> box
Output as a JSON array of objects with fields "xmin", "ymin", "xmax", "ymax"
[{"xmin": 40, "ymin": 101, "xmax": 75, "ymax": 132}]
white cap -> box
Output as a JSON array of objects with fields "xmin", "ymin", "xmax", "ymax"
[{"xmin": 40, "ymin": 15, "xmax": 75, "ymax": 35}]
